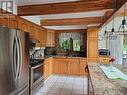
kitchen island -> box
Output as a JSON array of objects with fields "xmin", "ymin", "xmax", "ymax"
[{"xmin": 88, "ymin": 62, "xmax": 127, "ymax": 95}]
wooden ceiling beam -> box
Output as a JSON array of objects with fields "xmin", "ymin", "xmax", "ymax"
[
  {"xmin": 40, "ymin": 17, "xmax": 102, "ymax": 26},
  {"xmin": 17, "ymin": 0, "xmax": 113, "ymax": 16}
]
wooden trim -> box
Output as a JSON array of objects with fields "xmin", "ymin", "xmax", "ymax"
[
  {"xmin": 17, "ymin": 0, "xmax": 113, "ymax": 16},
  {"xmin": 55, "ymin": 29, "xmax": 86, "ymax": 33},
  {"xmin": 41, "ymin": 17, "xmax": 101, "ymax": 26}
]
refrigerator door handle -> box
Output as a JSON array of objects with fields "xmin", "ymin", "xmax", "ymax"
[
  {"xmin": 16, "ymin": 34, "xmax": 21, "ymax": 79},
  {"xmin": 16, "ymin": 33, "xmax": 23, "ymax": 79},
  {"xmin": 13, "ymin": 37, "xmax": 17, "ymax": 79}
]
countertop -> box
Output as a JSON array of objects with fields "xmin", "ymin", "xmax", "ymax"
[
  {"xmin": 44, "ymin": 55, "xmax": 87, "ymax": 59},
  {"xmin": 88, "ymin": 62, "xmax": 127, "ymax": 95}
]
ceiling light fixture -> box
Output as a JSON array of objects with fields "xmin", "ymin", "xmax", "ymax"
[
  {"xmin": 118, "ymin": 3, "xmax": 127, "ymax": 34},
  {"xmin": 111, "ymin": 0, "xmax": 116, "ymax": 35}
]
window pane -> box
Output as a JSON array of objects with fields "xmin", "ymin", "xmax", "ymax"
[{"xmin": 73, "ymin": 40, "xmax": 80, "ymax": 51}]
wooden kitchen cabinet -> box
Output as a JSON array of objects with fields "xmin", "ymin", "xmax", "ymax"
[
  {"xmin": 0, "ymin": 13, "xmax": 48, "ymax": 47},
  {"xmin": 44, "ymin": 57, "xmax": 87, "ymax": 81},
  {"xmin": 46, "ymin": 29, "xmax": 55, "ymax": 47},
  {"xmin": 87, "ymin": 28, "xmax": 99, "ymax": 62},
  {"xmin": 99, "ymin": 56, "xmax": 110, "ymax": 64}
]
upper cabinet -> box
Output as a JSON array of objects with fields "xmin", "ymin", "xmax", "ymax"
[
  {"xmin": 46, "ymin": 29, "xmax": 55, "ymax": 47},
  {"xmin": 9, "ymin": 16, "xmax": 19, "ymax": 29},
  {"xmin": 0, "ymin": 14, "xmax": 10, "ymax": 27},
  {"xmin": 0, "ymin": 13, "xmax": 47, "ymax": 47}
]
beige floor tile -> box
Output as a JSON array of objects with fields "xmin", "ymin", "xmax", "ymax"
[
  {"xmin": 35, "ymin": 75, "xmax": 88, "ymax": 95},
  {"xmin": 35, "ymin": 92, "xmax": 48, "ymax": 95},
  {"xmin": 38, "ymin": 87, "xmax": 51, "ymax": 93},
  {"xmin": 48, "ymin": 87, "xmax": 62, "ymax": 94}
]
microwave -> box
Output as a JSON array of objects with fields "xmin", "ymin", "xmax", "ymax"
[{"xmin": 99, "ymin": 49, "xmax": 110, "ymax": 56}]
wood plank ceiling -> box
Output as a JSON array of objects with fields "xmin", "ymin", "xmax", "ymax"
[{"xmin": 17, "ymin": 0, "xmax": 127, "ymax": 30}]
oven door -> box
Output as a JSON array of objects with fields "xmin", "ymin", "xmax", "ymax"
[{"xmin": 31, "ymin": 64, "xmax": 44, "ymax": 89}]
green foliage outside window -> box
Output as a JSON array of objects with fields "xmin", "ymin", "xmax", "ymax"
[
  {"xmin": 61, "ymin": 39, "xmax": 80, "ymax": 51},
  {"xmin": 73, "ymin": 40, "xmax": 80, "ymax": 51}
]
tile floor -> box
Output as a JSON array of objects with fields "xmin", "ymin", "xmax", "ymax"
[{"xmin": 35, "ymin": 75, "xmax": 88, "ymax": 95}]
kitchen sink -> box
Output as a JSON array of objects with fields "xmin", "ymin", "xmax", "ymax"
[{"xmin": 100, "ymin": 65, "xmax": 127, "ymax": 80}]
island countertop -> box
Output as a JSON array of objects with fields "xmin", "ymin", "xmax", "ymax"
[{"xmin": 88, "ymin": 62, "xmax": 127, "ymax": 95}]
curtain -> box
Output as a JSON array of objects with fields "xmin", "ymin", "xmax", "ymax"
[{"xmin": 108, "ymin": 34, "xmax": 124, "ymax": 65}]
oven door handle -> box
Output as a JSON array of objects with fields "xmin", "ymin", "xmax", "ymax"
[{"xmin": 31, "ymin": 64, "xmax": 43, "ymax": 70}]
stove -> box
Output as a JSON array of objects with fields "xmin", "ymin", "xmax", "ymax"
[{"xmin": 29, "ymin": 59, "xmax": 44, "ymax": 95}]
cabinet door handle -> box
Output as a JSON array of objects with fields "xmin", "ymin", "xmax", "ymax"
[{"xmin": 85, "ymin": 65, "xmax": 89, "ymax": 73}]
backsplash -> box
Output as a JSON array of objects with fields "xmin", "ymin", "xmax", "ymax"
[{"xmin": 30, "ymin": 47, "xmax": 45, "ymax": 59}]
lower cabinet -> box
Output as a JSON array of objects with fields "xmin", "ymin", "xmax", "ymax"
[
  {"xmin": 44, "ymin": 57, "xmax": 87, "ymax": 80},
  {"xmin": 99, "ymin": 56, "xmax": 110, "ymax": 64},
  {"xmin": 53, "ymin": 58, "xmax": 87, "ymax": 76}
]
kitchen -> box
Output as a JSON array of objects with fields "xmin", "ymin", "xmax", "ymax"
[{"xmin": 0, "ymin": 0, "xmax": 127, "ymax": 95}]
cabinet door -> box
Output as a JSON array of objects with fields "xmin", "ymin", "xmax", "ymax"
[
  {"xmin": 44, "ymin": 59, "xmax": 50, "ymax": 80},
  {"xmin": 0, "ymin": 15, "xmax": 10, "ymax": 27},
  {"xmin": 59, "ymin": 60, "xmax": 68, "ymax": 75},
  {"xmin": 41, "ymin": 29, "xmax": 47, "ymax": 47},
  {"xmin": 87, "ymin": 39, "xmax": 98, "ymax": 62},
  {"xmin": 9, "ymin": 16, "xmax": 19, "ymax": 29},
  {"xmin": 47, "ymin": 29, "xmax": 55, "ymax": 47},
  {"xmin": 54, "ymin": 59, "xmax": 60, "ymax": 74},
  {"xmin": 44, "ymin": 63, "xmax": 49, "ymax": 80},
  {"xmin": 79, "ymin": 59, "xmax": 87, "ymax": 76},
  {"xmin": 54, "ymin": 58, "xmax": 68, "ymax": 75},
  {"xmin": 19, "ymin": 18, "xmax": 29, "ymax": 32},
  {"xmin": 69, "ymin": 59, "xmax": 79, "ymax": 76},
  {"xmin": 29, "ymin": 25, "xmax": 37, "ymax": 39}
]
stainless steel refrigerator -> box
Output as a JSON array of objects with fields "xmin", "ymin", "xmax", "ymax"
[{"xmin": 0, "ymin": 26, "xmax": 29, "ymax": 95}]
